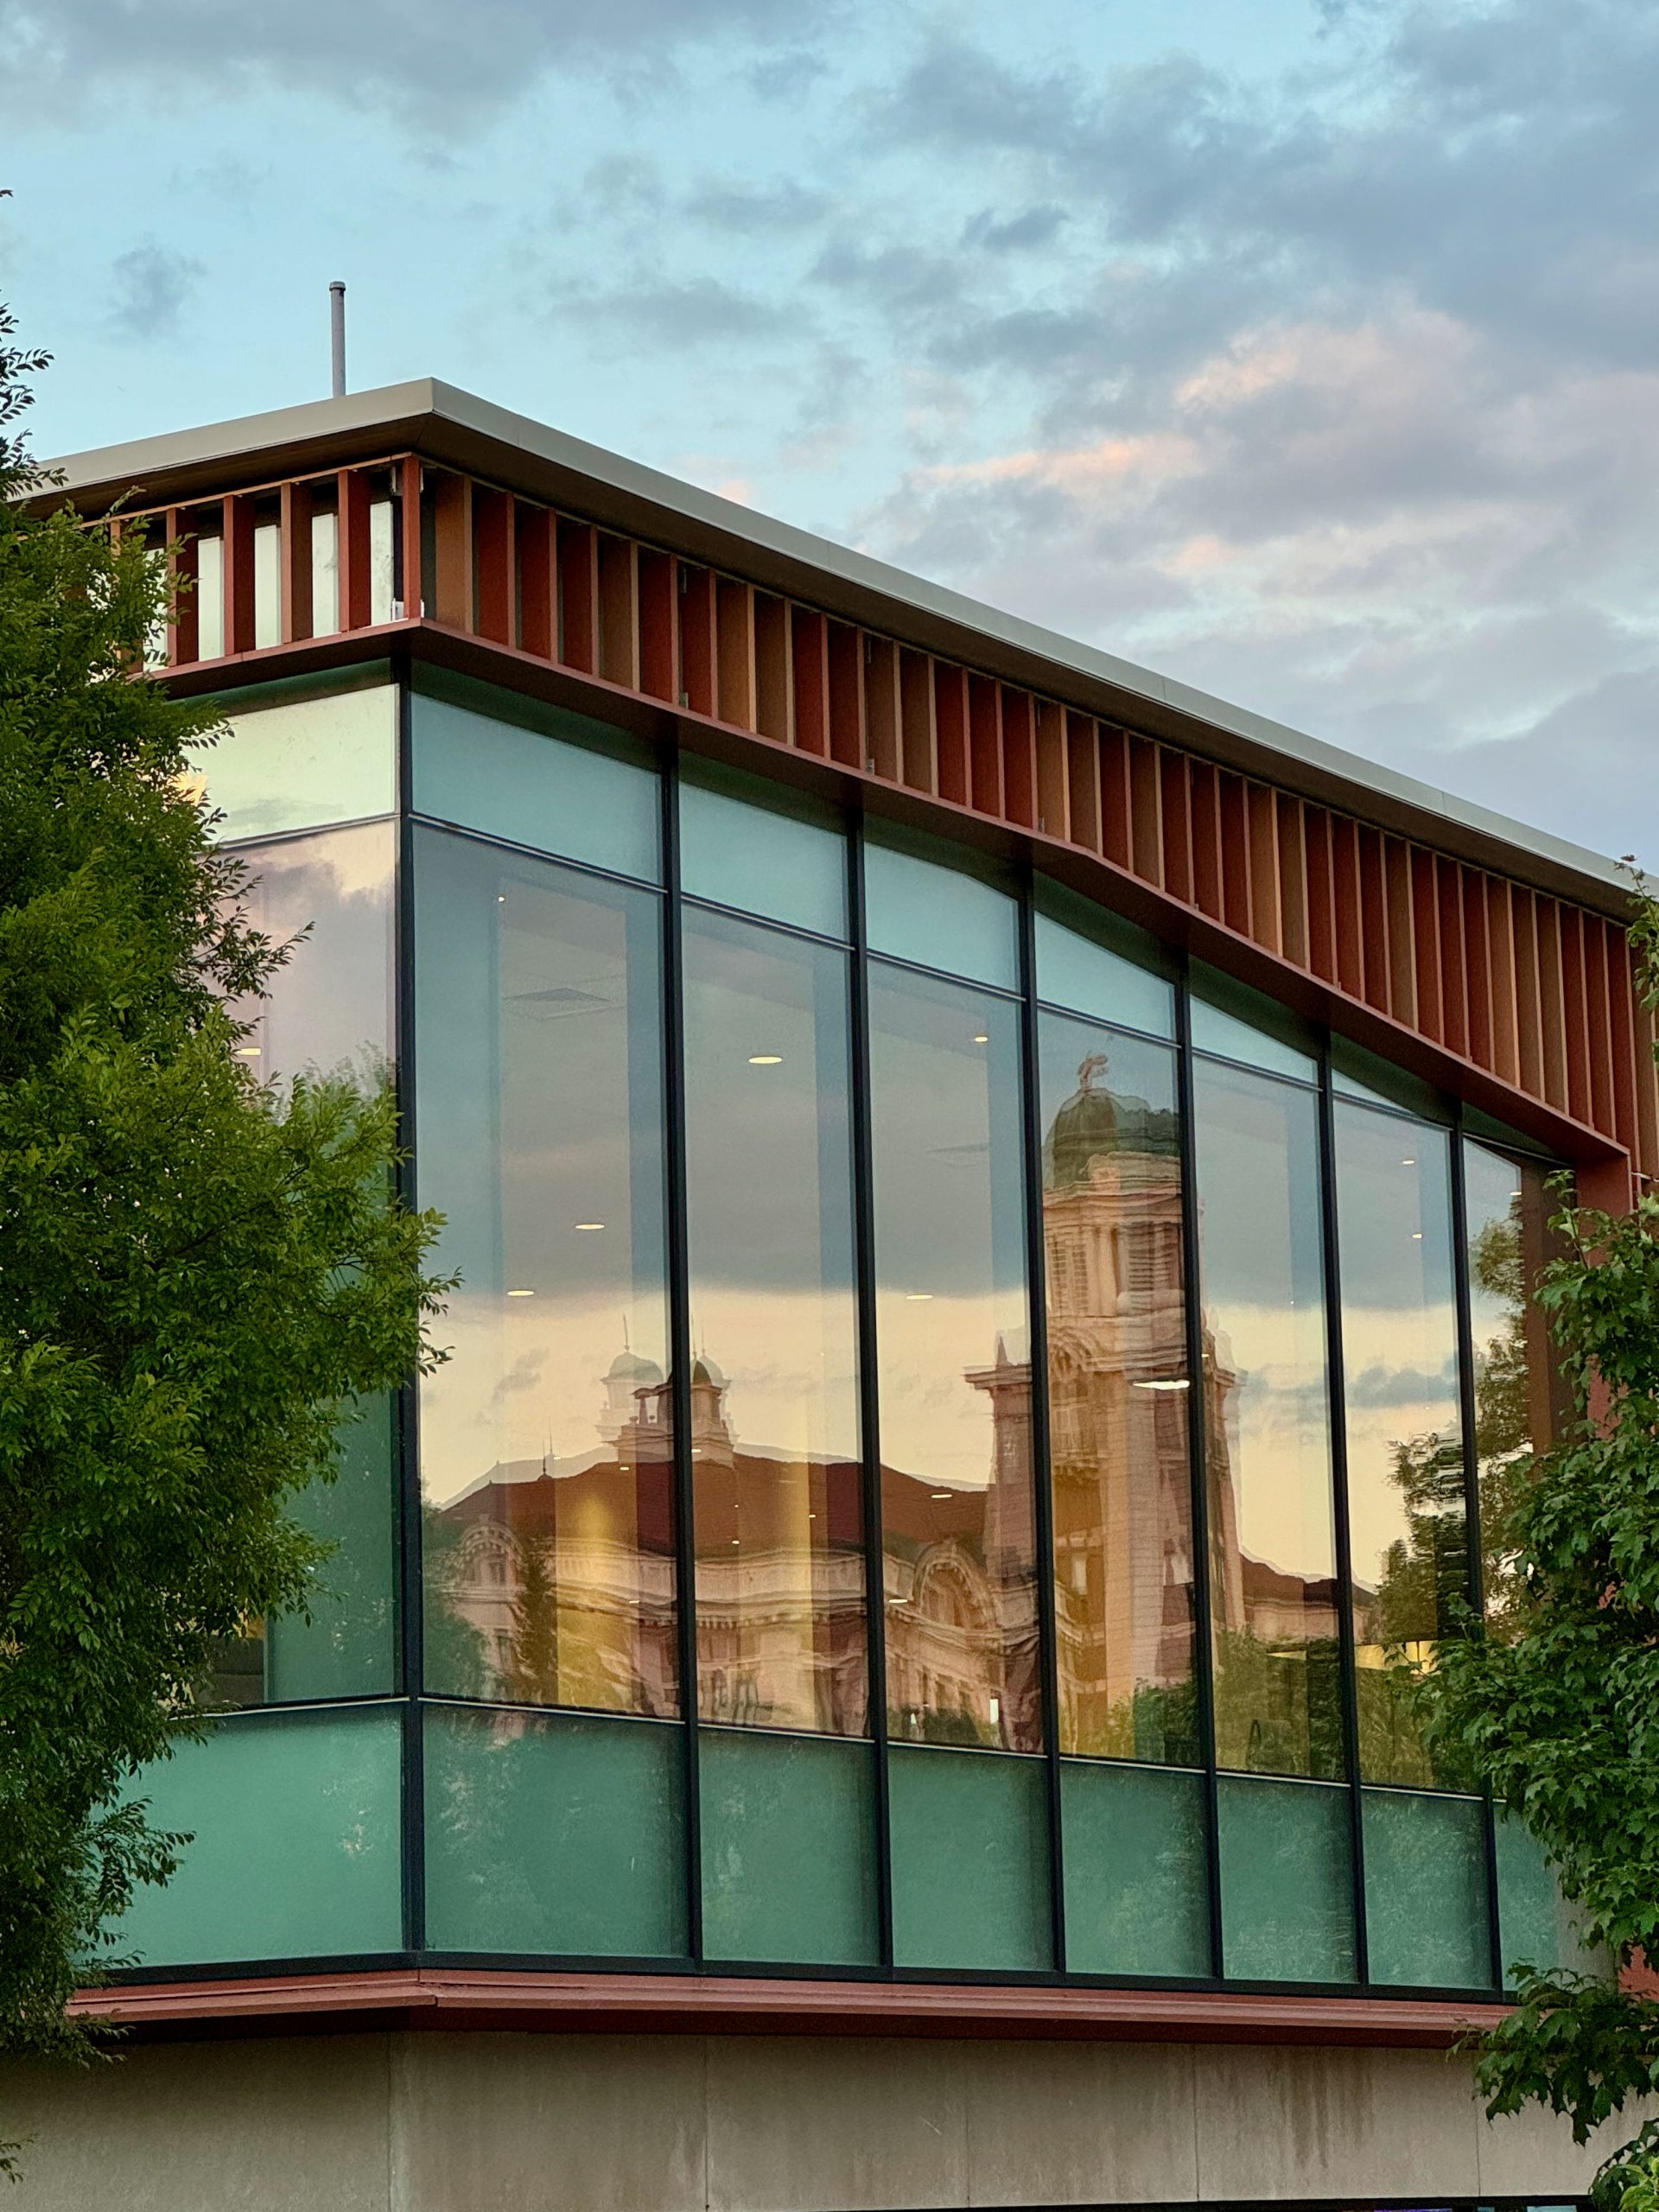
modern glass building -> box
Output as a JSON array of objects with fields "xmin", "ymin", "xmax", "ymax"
[{"xmin": 9, "ymin": 380, "xmax": 1648, "ymax": 2212}]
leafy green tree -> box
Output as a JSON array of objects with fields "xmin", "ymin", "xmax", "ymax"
[
  {"xmin": 1428, "ymin": 884, "xmax": 1659, "ymax": 2208},
  {"xmin": 0, "ymin": 308, "xmax": 446, "ymax": 2110}
]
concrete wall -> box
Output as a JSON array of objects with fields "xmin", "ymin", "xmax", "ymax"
[{"xmin": 1, "ymin": 2028, "xmax": 1639, "ymax": 2211}]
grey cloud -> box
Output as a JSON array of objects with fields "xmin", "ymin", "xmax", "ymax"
[
  {"xmin": 563, "ymin": 270, "xmax": 794, "ymax": 348},
  {"xmin": 1344, "ymin": 1361, "xmax": 1459, "ymax": 1411},
  {"xmin": 684, "ymin": 177, "xmax": 833, "ymax": 236},
  {"xmin": 960, "ymin": 205, "xmax": 1067, "ymax": 254},
  {"xmin": 0, "ymin": 0, "xmax": 843, "ymax": 127},
  {"xmin": 107, "ymin": 241, "xmax": 202, "ymax": 339}
]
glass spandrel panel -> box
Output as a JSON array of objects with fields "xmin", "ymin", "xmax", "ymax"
[
  {"xmin": 1336, "ymin": 1104, "xmax": 1466, "ymax": 1787},
  {"xmin": 1465, "ymin": 1144, "xmax": 1565, "ymax": 1636},
  {"xmin": 1217, "ymin": 1773, "xmax": 1356, "ymax": 1983},
  {"xmin": 1363, "ymin": 1788, "xmax": 1491, "ymax": 1989},
  {"xmin": 1039, "ymin": 1014, "xmax": 1197, "ymax": 1762},
  {"xmin": 868, "ymin": 963, "xmax": 1039, "ymax": 1752},
  {"xmin": 1061, "ymin": 1761, "xmax": 1210, "ymax": 1976},
  {"xmin": 424, "ymin": 1705, "xmax": 685, "ymax": 1958},
  {"xmin": 113, "ymin": 1708, "xmax": 402, "ymax": 1967},
  {"xmin": 1495, "ymin": 1805, "xmax": 1602, "ymax": 1985},
  {"xmin": 411, "ymin": 688, "xmax": 659, "ymax": 883},
  {"xmin": 683, "ymin": 908, "xmax": 866, "ymax": 1735},
  {"xmin": 888, "ymin": 1745, "xmax": 1051, "ymax": 1971},
  {"xmin": 864, "ymin": 840, "xmax": 1018, "ymax": 990},
  {"xmin": 185, "ymin": 679, "xmax": 396, "ymax": 842},
  {"xmin": 700, "ymin": 1729, "xmax": 878, "ymax": 1966},
  {"xmin": 261, "ymin": 1398, "xmax": 396, "ymax": 1702},
  {"xmin": 680, "ymin": 772, "xmax": 847, "ymax": 939},
  {"xmin": 415, "ymin": 826, "xmax": 677, "ymax": 1717},
  {"xmin": 1033, "ymin": 907, "xmax": 1174, "ymax": 1039},
  {"xmin": 1193, "ymin": 1060, "xmax": 1344, "ymax": 1778}
]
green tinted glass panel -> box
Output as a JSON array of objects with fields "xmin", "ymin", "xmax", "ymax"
[
  {"xmin": 1363, "ymin": 1789, "xmax": 1491, "ymax": 1988},
  {"xmin": 700, "ymin": 1730, "xmax": 877, "ymax": 1966},
  {"xmin": 1218, "ymin": 1774, "xmax": 1356, "ymax": 1983},
  {"xmin": 1033, "ymin": 908, "xmax": 1174, "ymax": 1039},
  {"xmin": 115, "ymin": 1709, "xmax": 402, "ymax": 1967},
  {"xmin": 188, "ymin": 678, "xmax": 397, "ymax": 842},
  {"xmin": 680, "ymin": 773, "xmax": 847, "ymax": 938},
  {"xmin": 864, "ymin": 840, "xmax": 1018, "ymax": 990},
  {"xmin": 1496, "ymin": 1806, "xmax": 1597, "ymax": 1986},
  {"xmin": 1061, "ymin": 1761, "xmax": 1210, "ymax": 1976},
  {"xmin": 423, "ymin": 1705, "xmax": 685, "ymax": 1957},
  {"xmin": 411, "ymin": 689, "xmax": 659, "ymax": 882},
  {"xmin": 265, "ymin": 1398, "xmax": 396, "ymax": 1700},
  {"xmin": 888, "ymin": 1746, "xmax": 1050, "ymax": 1971}
]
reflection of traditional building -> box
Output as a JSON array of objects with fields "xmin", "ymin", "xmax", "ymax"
[{"xmin": 441, "ymin": 1055, "xmax": 1351, "ymax": 1751}]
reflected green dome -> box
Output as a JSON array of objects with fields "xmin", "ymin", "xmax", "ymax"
[{"xmin": 1044, "ymin": 1057, "xmax": 1179, "ymax": 1187}]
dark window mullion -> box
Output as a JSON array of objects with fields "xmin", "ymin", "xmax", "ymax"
[
  {"xmin": 1018, "ymin": 876, "xmax": 1066, "ymax": 1974},
  {"xmin": 1319, "ymin": 1043, "xmax": 1371, "ymax": 1985},
  {"xmin": 848, "ymin": 821, "xmax": 895, "ymax": 1972},
  {"xmin": 1174, "ymin": 959, "xmax": 1226, "ymax": 1980},
  {"xmin": 393, "ymin": 647, "xmax": 426, "ymax": 1956},
  {"xmin": 660, "ymin": 754, "xmax": 704, "ymax": 1964}
]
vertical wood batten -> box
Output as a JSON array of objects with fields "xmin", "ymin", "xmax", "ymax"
[
  {"xmin": 1461, "ymin": 868, "xmax": 1494, "ymax": 1074},
  {"xmin": 1001, "ymin": 686, "xmax": 1037, "ymax": 829},
  {"xmin": 1217, "ymin": 772, "xmax": 1251, "ymax": 937},
  {"xmin": 863, "ymin": 636, "xmax": 899, "ymax": 779},
  {"xmin": 826, "ymin": 620, "xmax": 865, "ymax": 769},
  {"xmin": 1304, "ymin": 806, "xmax": 1337, "ymax": 983},
  {"xmin": 1187, "ymin": 760, "xmax": 1221, "ymax": 921},
  {"xmin": 165, "ymin": 506, "xmax": 199, "ymax": 667},
  {"xmin": 556, "ymin": 518, "xmax": 598, "ymax": 673},
  {"xmin": 679, "ymin": 565, "xmax": 716, "ymax": 716},
  {"xmin": 900, "ymin": 649, "xmax": 938, "ymax": 794},
  {"xmin": 638, "ymin": 550, "xmax": 678, "ymax": 703},
  {"xmin": 791, "ymin": 607, "xmax": 832, "ymax": 758},
  {"xmin": 473, "ymin": 488, "xmax": 514, "ymax": 647},
  {"xmin": 223, "ymin": 493, "xmax": 257, "ymax": 655},
  {"xmin": 1129, "ymin": 736, "xmax": 1165, "ymax": 891},
  {"xmin": 1066, "ymin": 712, "xmax": 1103, "ymax": 858},
  {"xmin": 516, "ymin": 505, "xmax": 556, "ymax": 661},
  {"xmin": 598, "ymin": 533, "xmax": 639, "ymax": 691},
  {"xmin": 399, "ymin": 458, "xmax": 424, "ymax": 623},
  {"xmin": 1535, "ymin": 899, "xmax": 1570, "ymax": 1114},
  {"xmin": 967, "ymin": 674, "xmax": 1002, "ymax": 814},
  {"xmin": 429, "ymin": 473, "xmax": 473, "ymax": 632},
  {"xmin": 1035, "ymin": 699, "xmax": 1068, "ymax": 837},
  {"xmin": 1277, "ymin": 797, "xmax": 1309, "ymax": 971},
  {"xmin": 279, "ymin": 480, "xmax": 313, "ymax": 644},
  {"xmin": 1246, "ymin": 783, "xmax": 1279, "ymax": 953},
  {"xmin": 338, "ymin": 468, "xmax": 374, "ymax": 632},
  {"xmin": 1099, "ymin": 725, "xmax": 1133, "ymax": 872},
  {"xmin": 716, "ymin": 577, "xmax": 757, "ymax": 731},
  {"xmin": 753, "ymin": 592, "xmax": 792, "ymax": 742},
  {"xmin": 934, "ymin": 664, "xmax": 969, "ymax": 806}
]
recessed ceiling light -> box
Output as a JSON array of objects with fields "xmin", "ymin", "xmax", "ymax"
[
  {"xmin": 575, "ymin": 1221, "xmax": 606, "ymax": 1231},
  {"xmin": 748, "ymin": 1053, "xmax": 784, "ymax": 1066},
  {"xmin": 233, "ymin": 1046, "xmax": 261, "ymax": 1058},
  {"xmin": 972, "ymin": 1033, "xmax": 989, "ymax": 1045},
  {"xmin": 1134, "ymin": 1377, "xmax": 1190, "ymax": 1391},
  {"xmin": 931, "ymin": 1490, "xmax": 952, "ymax": 1501},
  {"xmin": 1411, "ymin": 1231, "xmax": 1424, "ymax": 1240},
  {"xmin": 506, "ymin": 1287, "xmax": 536, "ymax": 1298},
  {"xmin": 906, "ymin": 1292, "xmax": 933, "ymax": 1301},
  {"xmin": 1402, "ymin": 1156, "xmax": 1416, "ymax": 1166}
]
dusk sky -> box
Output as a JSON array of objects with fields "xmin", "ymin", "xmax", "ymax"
[{"xmin": 5, "ymin": 0, "xmax": 1656, "ymax": 867}]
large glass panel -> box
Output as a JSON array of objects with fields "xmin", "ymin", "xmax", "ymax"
[
  {"xmin": 700, "ymin": 1729, "xmax": 878, "ymax": 1966},
  {"xmin": 113, "ymin": 1708, "xmax": 402, "ymax": 1967},
  {"xmin": 415, "ymin": 827, "xmax": 677, "ymax": 1716},
  {"xmin": 1465, "ymin": 1144, "xmax": 1564, "ymax": 1635},
  {"xmin": 209, "ymin": 823, "xmax": 398, "ymax": 1706},
  {"xmin": 1061, "ymin": 1761, "xmax": 1210, "ymax": 1976},
  {"xmin": 680, "ymin": 771, "xmax": 846, "ymax": 939},
  {"xmin": 1033, "ymin": 903, "xmax": 1174, "ymax": 1039},
  {"xmin": 185, "ymin": 677, "xmax": 396, "ymax": 842},
  {"xmin": 424, "ymin": 1705, "xmax": 685, "ymax": 1957},
  {"xmin": 1193, "ymin": 1061, "xmax": 1343, "ymax": 1778},
  {"xmin": 888, "ymin": 1745, "xmax": 1051, "ymax": 1971},
  {"xmin": 1217, "ymin": 1773, "xmax": 1356, "ymax": 1983},
  {"xmin": 1336, "ymin": 1104, "xmax": 1465, "ymax": 1787},
  {"xmin": 868, "ymin": 963, "xmax": 1039, "ymax": 1751},
  {"xmin": 1039, "ymin": 1015, "xmax": 1196, "ymax": 1762},
  {"xmin": 683, "ymin": 908, "xmax": 865, "ymax": 1734},
  {"xmin": 1363, "ymin": 1788, "xmax": 1491, "ymax": 1989},
  {"xmin": 226, "ymin": 820, "xmax": 395, "ymax": 1086},
  {"xmin": 864, "ymin": 839, "xmax": 1018, "ymax": 990},
  {"xmin": 410, "ymin": 683, "xmax": 658, "ymax": 883}
]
